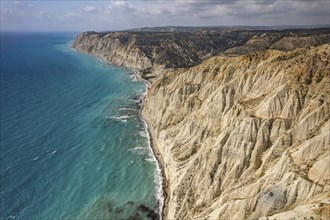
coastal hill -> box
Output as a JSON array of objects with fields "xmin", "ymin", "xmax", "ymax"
[
  {"xmin": 73, "ymin": 28, "xmax": 330, "ymax": 220},
  {"xmin": 143, "ymin": 44, "xmax": 330, "ymax": 219},
  {"xmin": 72, "ymin": 28, "xmax": 329, "ymax": 75}
]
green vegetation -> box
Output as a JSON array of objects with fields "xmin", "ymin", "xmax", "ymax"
[{"xmin": 178, "ymin": 146, "xmax": 198, "ymax": 161}]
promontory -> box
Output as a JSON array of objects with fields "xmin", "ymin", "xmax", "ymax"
[{"xmin": 73, "ymin": 27, "xmax": 330, "ymax": 220}]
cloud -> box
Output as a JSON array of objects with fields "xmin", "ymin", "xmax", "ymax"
[
  {"xmin": 63, "ymin": 12, "xmax": 81, "ymax": 19},
  {"xmin": 13, "ymin": 1, "xmax": 25, "ymax": 6},
  {"xmin": 111, "ymin": 0, "xmax": 128, "ymax": 8},
  {"xmin": 81, "ymin": 4, "xmax": 113, "ymax": 15},
  {"xmin": 1, "ymin": 8, "xmax": 14, "ymax": 15},
  {"xmin": 110, "ymin": 0, "xmax": 135, "ymax": 11},
  {"xmin": 129, "ymin": 0, "xmax": 329, "ymax": 23},
  {"xmin": 1, "ymin": 0, "xmax": 33, "ymax": 18},
  {"xmin": 39, "ymin": 10, "xmax": 53, "ymax": 19},
  {"xmin": 104, "ymin": 5, "xmax": 112, "ymax": 14},
  {"xmin": 83, "ymin": 6, "xmax": 98, "ymax": 13},
  {"xmin": 1, "ymin": 0, "xmax": 329, "ymax": 32}
]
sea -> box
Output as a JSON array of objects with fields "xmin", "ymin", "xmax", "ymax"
[{"xmin": 0, "ymin": 32, "xmax": 163, "ymax": 220}]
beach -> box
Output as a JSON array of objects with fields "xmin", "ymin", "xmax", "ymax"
[{"xmin": 134, "ymin": 68, "xmax": 168, "ymax": 219}]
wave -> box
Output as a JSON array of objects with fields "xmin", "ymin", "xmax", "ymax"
[
  {"xmin": 140, "ymin": 114, "xmax": 164, "ymax": 219},
  {"xmin": 128, "ymin": 146, "xmax": 146, "ymax": 151},
  {"xmin": 139, "ymin": 131, "xmax": 148, "ymax": 138},
  {"xmin": 129, "ymin": 71, "xmax": 164, "ymax": 219},
  {"xmin": 145, "ymin": 157, "xmax": 156, "ymax": 163},
  {"xmin": 117, "ymin": 107, "xmax": 139, "ymax": 112},
  {"xmin": 129, "ymin": 73, "xmax": 138, "ymax": 82},
  {"xmin": 106, "ymin": 115, "xmax": 131, "ymax": 123}
]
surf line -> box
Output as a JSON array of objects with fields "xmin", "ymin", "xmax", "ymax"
[{"xmin": 134, "ymin": 68, "xmax": 166, "ymax": 220}]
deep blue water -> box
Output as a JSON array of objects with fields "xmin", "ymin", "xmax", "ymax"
[{"xmin": 0, "ymin": 33, "xmax": 162, "ymax": 220}]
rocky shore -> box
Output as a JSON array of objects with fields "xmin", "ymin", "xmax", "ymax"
[
  {"xmin": 73, "ymin": 27, "xmax": 330, "ymax": 220},
  {"xmin": 134, "ymin": 68, "xmax": 168, "ymax": 219}
]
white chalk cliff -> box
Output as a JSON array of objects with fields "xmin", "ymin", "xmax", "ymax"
[{"xmin": 142, "ymin": 45, "xmax": 330, "ymax": 219}]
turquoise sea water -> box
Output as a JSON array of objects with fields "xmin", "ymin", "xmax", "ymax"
[{"xmin": 0, "ymin": 33, "xmax": 162, "ymax": 220}]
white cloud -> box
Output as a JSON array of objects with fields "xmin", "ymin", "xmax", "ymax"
[
  {"xmin": 83, "ymin": 6, "xmax": 98, "ymax": 13},
  {"xmin": 39, "ymin": 10, "xmax": 50, "ymax": 18},
  {"xmin": 103, "ymin": 5, "xmax": 112, "ymax": 15},
  {"xmin": 64, "ymin": 12, "xmax": 81, "ymax": 18},
  {"xmin": 53, "ymin": 12, "xmax": 81, "ymax": 20},
  {"xmin": 111, "ymin": 0, "xmax": 127, "ymax": 8},
  {"xmin": 1, "ymin": 8, "xmax": 14, "ymax": 15},
  {"xmin": 13, "ymin": 1, "xmax": 24, "ymax": 6},
  {"xmin": 1, "ymin": 0, "xmax": 329, "ymax": 32},
  {"xmin": 111, "ymin": 0, "xmax": 134, "ymax": 11}
]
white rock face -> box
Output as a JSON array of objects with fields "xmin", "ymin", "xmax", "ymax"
[
  {"xmin": 73, "ymin": 32, "xmax": 153, "ymax": 71},
  {"xmin": 142, "ymin": 45, "xmax": 330, "ymax": 220}
]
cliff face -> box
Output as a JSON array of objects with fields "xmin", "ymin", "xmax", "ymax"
[
  {"xmin": 73, "ymin": 32, "xmax": 154, "ymax": 71},
  {"xmin": 72, "ymin": 30, "xmax": 254, "ymax": 74},
  {"xmin": 72, "ymin": 29, "xmax": 330, "ymax": 75},
  {"xmin": 142, "ymin": 45, "xmax": 330, "ymax": 219}
]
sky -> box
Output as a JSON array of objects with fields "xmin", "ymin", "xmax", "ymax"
[{"xmin": 1, "ymin": 0, "xmax": 329, "ymax": 32}]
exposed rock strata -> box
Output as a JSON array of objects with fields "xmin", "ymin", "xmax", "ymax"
[{"xmin": 142, "ymin": 44, "xmax": 330, "ymax": 220}]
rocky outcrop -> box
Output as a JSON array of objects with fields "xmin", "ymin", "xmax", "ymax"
[{"xmin": 142, "ymin": 44, "xmax": 330, "ymax": 219}]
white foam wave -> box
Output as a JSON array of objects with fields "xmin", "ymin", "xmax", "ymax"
[
  {"xmin": 127, "ymin": 70, "xmax": 164, "ymax": 218},
  {"xmin": 129, "ymin": 146, "xmax": 146, "ymax": 151},
  {"xmin": 145, "ymin": 157, "xmax": 156, "ymax": 163},
  {"xmin": 118, "ymin": 107, "xmax": 139, "ymax": 112},
  {"xmin": 108, "ymin": 115, "xmax": 131, "ymax": 120},
  {"xmin": 139, "ymin": 131, "xmax": 148, "ymax": 138},
  {"xmin": 100, "ymin": 144, "xmax": 105, "ymax": 152},
  {"xmin": 128, "ymin": 146, "xmax": 149, "ymax": 156},
  {"xmin": 140, "ymin": 88, "xmax": 147, "ymax": 98},
  {"xmin": 107, "ymin": 115, "xmax": 130, "ymax": 122},
  {"xmin": 129, "ymin": 73, "xmax": 138, "ymax": 81},
  {"xmin": 140, "ymin": 117, "xmax": 164, "ymax": 219},
  {"xmin": 130, "ymin": 98, "xmax": 142, "ymax": 103}
]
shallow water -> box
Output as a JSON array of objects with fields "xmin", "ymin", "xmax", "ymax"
[{"xmin": 0, "ymin": 32, "xmax": 162, "ymax": 219}]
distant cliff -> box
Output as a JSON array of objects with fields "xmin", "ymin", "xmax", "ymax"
[
  {"xmin": 72, "ymin": 28, "xmax": 330, "ymax": 75},
  {"xmin": 73, "ymin": 28, "xmax": 330, "ymax": 220}
]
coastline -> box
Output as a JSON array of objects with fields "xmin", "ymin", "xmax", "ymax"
[
  {"xmin": 72, "ymin": 45, "xmax": 167, "ymax": 219},
  {"xmin": 71, "ymin": 33, "xmax": 330, "ymax": 220},
  {"xmin": 134, "ymin": 69, "xmax": 169, "ymax": 220}
]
